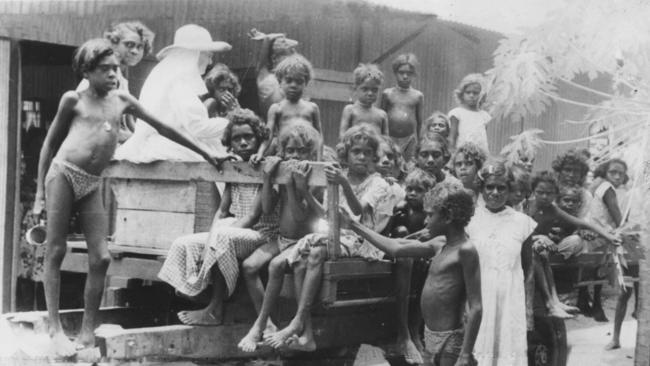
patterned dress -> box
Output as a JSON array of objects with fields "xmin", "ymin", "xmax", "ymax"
[
  {"xmin": 467, "ymin": 205, "xmax": 536, "ymax": 366},
  {"xmin": 158, "ymin": 183, "xmax": 279, "ymax": 297}
]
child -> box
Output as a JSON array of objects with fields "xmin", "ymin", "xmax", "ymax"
[
  {"xmin": 343, "ymin": 182, "xmax": 482, "ymax": 366},
  {"xmin": 249, "ymin": 28, "xmax": 298, "ymax": 119},
  {"xmin": 242, "ymin": 125, "xmax": 394, "ymax": 353},
  {"xmin": 415, "ymin": 133, "xmax": 460, "ymax": 185},
  {"xmin": 77, "ymin": 21, "xmax": 155, "ymax": 142},
  {"xmin": 202, "ymin": 63, "xmax": 241, "ymax": 118},
  {"xmin": 448, "ymin": 73, "xmax": 491, "ymax": 154},
  {"xmin": 33, "ymin": 39, "xmax": 230, "ymax": 356},
  {"xmin": 451, "ymin": 142, "xmax": 487, "ymax": 196},
  {"xmin": 527, "ymin": 172, "xmax": 619, "ymax": 319},
  {"xmin": 381, "ymin": 53, "xmax": 424, "ymax": 162},
  {"xmin": 158, "ymin": 109, "xmax": 278, "ymax": 326},
  {"xmin": 387, "ymin": 168, "xmax": 436, "ymax": 238},
  {"xmin": 551, "ymin": 149, "xmax": 592, "ymax": 218},
  {"xmin": 588, "ymin": 159, "xmax": 628, "ymax": 232},
  {"xmin": 252, "ymin": 54, "xmax": 322, "ymax": 163},
  {"xmin": 421, "ymin": 111, "xmax": 450, "ymax": 140},
  {"xmin": 339, "ymin": 63, "xmax": 389, "ymax": 138},
  {"xmin": 238, "ymin": 119, "xmax": 322, "ymax": 352},
  {"xmin": 508, "ymin": 167, "xmax": 532, "ymax": 212}
]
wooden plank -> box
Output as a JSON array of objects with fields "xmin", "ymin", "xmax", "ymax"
[
  {"xmin": 305, "ymin": 79, "xmax": 352, "ymax": 103},
  {"xmin": 313, "ymin": 68, "xmax": 352, "ymax": 83},
  {"xmin": 112, "ymin": 180, "xmax": 197, "ymax": 212},
  {"xmin": 323, "ymin": 259, "xmax": 393, "ymax": 280},
  {"xmin": 327, "ymin": 183, "xmax": 340, "ymax": 259},
  {"xmin": 62, "ymin": 252, "xmax": 163, "ymax": 281},
  {"xmin": 69, "ymin": 241, "xmax": 170, "ymax": 257},
  {"xmin": 114, "ymin": 210, "xmax": 194, "ymax": 250},
  {"xmin": 103, "ymin": 161, "xmax": 328, "ymax": 187},
  {"xmin": 326, "ymin": 297, "xmax": 394, "ymax": 308}
]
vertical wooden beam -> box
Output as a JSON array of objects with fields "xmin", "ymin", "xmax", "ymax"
[
  {"xmin": 635, "ymin": 127, "xmax": 650, "ymax": 366},
  {"xmin": 326, "ymin": 183, "xmax": 340, "ymax": 259}
]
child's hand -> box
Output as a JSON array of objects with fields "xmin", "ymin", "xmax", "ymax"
[
  {"xmin": 249, "ymin": 153, "xmax": 264, "ymax": 166},
  {"xmin": 292, "ymin": 162, "xmax": 312, "ymax": 192},
  {"xmin": 324, "ymin": 163, "xmax": 347, "ymax": 186},
  {"xmin": 338, "ymin": 207, "xmax": 355, "ymax": 229},
  {"xmin": 219, "ymin": 91, "xmax": 239, "ymax": 111},
  {"xmin": 32, "ymin": 192, "xmax": 45, "ymax": 218},
  {"xmin": 206, "ymin": 152, "xmax": 239, "ymax": 172},
  {"xmin": 263, "ymin": 156, "xmax": 282, "ymax": 179},
  {"xmin": 385, "ymin": 176, "xmax": 398, "ymax": 186}
]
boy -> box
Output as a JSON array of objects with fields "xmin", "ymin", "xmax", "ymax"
[
  {"xmin": 252, "ymin": 54, "xmax": 322, "ymax": 163},
  {"xmin": 339, "ymin": 63, "xmax": 389, "ymax": 139},
  {"xmin": 381, "ymin": 53, "xmax": 424, "ymax": 162},
  {"xmin": 342, "ymin": 182, "xmax": 482, "ymax": 366},
  {"xmin": 387, "ymin": 168, "xmax": 436, "ymax": 238}
]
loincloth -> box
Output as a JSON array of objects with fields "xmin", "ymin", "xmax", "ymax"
[
  {"xmin": 45, "ymin": 158, "xmax": 102, "ymax": 201},
  {"xmin": 424, "ymin": 326, "xmax": 464, "ymax": 364}
]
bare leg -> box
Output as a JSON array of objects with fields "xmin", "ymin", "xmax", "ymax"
[
  {"xmin": 631, "ymin": 282, "xmax": 639, "ymax": 319},
  {"xmin": 267, "ymin": 246, "xmax": 325, "ymax": 350},
  {"xmin": 177, "ymin": 267, "xmax": 226, "ymax": 325},
  {"xmin": 77, "ymin": 190, "xmax": 110, "ymax": 347},
  {"xmin": 542, "ymin": 258, "xmax": 579, "ymax": 314},
  {"xmin": 605, "ymin": 287, "xmax": 633, "ymax": 350},
  {"xmin": 394, "ymin": 258, "xmax": 422, "ymax": 364},
  {"xmin": 239, "ymin": 249, "xmax": 290, "ymax": 352},
  {"xmin": 242, "ymin": 241, "xmax": 280, "ymax": 334},
  {"xmin": 534, "ymin": 253, "xmax": 572, "ymax": 318},
  {"xmin": 592, "ymin": 284, "xmax": 608, "ymax": 322},
  {"xmin": 577, "ymin": 287, "xmax": 592, "ymax": 315},
  {"xmin": 43, "ymin": 174, "xmax": 78, "ymax": 357}
]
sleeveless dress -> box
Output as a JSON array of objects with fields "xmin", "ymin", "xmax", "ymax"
[
  {"xmin": 448, "ymin": 107, "xmax": 491, "ymax": 154},
  {"xmin": 467, "ymin": 205, "xmax": 536, "ymax": 366}
]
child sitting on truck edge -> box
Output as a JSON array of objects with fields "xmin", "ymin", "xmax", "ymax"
[
  {"xmin": 342, "ymin": 181, "xmax": 482, "ymax": 366},
  {"xmin": 34, "ymin": 38, "xmax": 230, "ymax": 357},
  {"xmin": 238, "ymin": 118, "xmax": 323, "ymax": 352}
]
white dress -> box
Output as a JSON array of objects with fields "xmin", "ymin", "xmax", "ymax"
[
  {"xmin": 467, "ymin": 205, "xmax": 536, "ymax": 366},
  {"xmin": 448, "ymin": 107, "xmax": 491, "ymax": 154}
]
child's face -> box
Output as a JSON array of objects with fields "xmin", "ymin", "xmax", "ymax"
[
  {"xmin": 405, "ymin": 183, "xmax": 426, "ymax": 209},
  {"xmin": 508, "ymin": 183, "xmax": 527, "ymax": 206},
  {"xmin": 356, "ymin": 79, "xmax": 380, "ymax": 107},
  {"xmin": 558, "ymin": 163, "xmax": 583, "ymax": 186},
  {"xmin": 114, "ymin": 30, "xmax": 145, "ymax": 67},
  {"xmin": 85, "ymin": 54, "xmax": 119, "ymax": 92},
  {"xmin": 230, "ymin": 124, "xmax": 258, "ymax": 162},
  {"xmin": 424, "ymin": 206, "xmax": 446, "ymax": 237},
  {"xmin": 461, "ymin": 83, "xmax": 481, "ymax": 108},
  {"xmin": 482, "ymin": 175, "xmax": 509, "ymax": 212},
  {"xmin": 214, "ymin": 80, "xmax": 237, "ymax": 106},
  {"xmin": 280, "ymin": 75, "xmax": 307, "ymax": 101},
  {"xmin": 395, "ymin": 64, "xmax": 414, "ymax": 88},
  {"xmin": 606, "ymin": 162, "xmax": 626, "ymax": 188},
  {"xmin": 453, "ymin": 153, "xmax": 478, "ymax": 187},
  {"xmin": 428, "ymin": 117, "xmax": 449, "ymax": 137},
  {"xmin": 283, "ymin": 137, "xmax": 311, "ymax": 161},
  {"xmin": 557, "ymin": 193, "xmax": 580, "ymax": 215},
  {"xmin": 347, "ymin": 140, "xmax": 375, "ymax": 174},
  {"xmin": 376, "ymin": 142, "xmax": 397, "ymax": 177},
  {"xmin": 416, "ymin": 140, "xmax": 446, "ymax": 176},
  {"xmin": 533, "ymin": 182, "xmax": 557, "ymax": 208}
]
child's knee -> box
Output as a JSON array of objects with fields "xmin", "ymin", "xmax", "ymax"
[
  {"xmin": 242, "ymin": 257, "xmax": 263, "ymax": 277},
  {"xmin": 307, "ymin": 246, "xmax": 326, "ymax": 266},
  {"xmin": 268, "ymin": 256, "xmax": 287, "ymax": 277},
  {"xmin": 88, "ymin": 253, "xmax": 111, "ymax": 272}
]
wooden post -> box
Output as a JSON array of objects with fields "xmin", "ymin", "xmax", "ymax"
[
  {"xmin": 635, "ymin": 128, "xmax": 650, "ymax": 365},
  {"xmin": 327, "ymin": 182, "xmax": 340, "ymax": 260}
]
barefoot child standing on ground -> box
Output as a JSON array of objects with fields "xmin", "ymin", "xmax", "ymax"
[
  {"xmin": 343, "ymin": 181, "xmax": 482, "ymax": 366},
  {"xmin": 448, "ymin": 73, "xmax": 491, "ymax": 154},
  {"xmin": 252, "ymin": 54, "xmax": 322, "ymax": 163},
  {"xmin": 33, "ymin": 39, "xmax": 231, "ymax": 356},
  {"xmin": 339, "ymin": 63, "xmax": 389, "ymax": 138},
  {"xmin": 381, "ymin": 53, "xmax": 424, "ymax": 162}
]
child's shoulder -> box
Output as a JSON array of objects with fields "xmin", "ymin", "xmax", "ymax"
[{"xmin": 60, "ymin": 90, "xmax": 81, "ymax": 105}]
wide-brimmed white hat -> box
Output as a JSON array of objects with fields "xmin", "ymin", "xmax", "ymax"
[{"xmin": 156, "ymin": 24, "xmax": 232, "ymax": 60}]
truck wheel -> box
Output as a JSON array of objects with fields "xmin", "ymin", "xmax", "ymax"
[{"xmin": 528, "ymin": 316, "xmax": 568, "ymax": 366}]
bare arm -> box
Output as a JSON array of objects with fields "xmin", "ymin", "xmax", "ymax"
[
  {"xmin": 257, "ymin": 103, "xmax": 279, "ymax": 157},
  {"xmin": 379, "ymin": 89, "xmax": 390, "ymax": 113},
  {"xmin": 380, "ymin": 110, "xmax": 389, "ymax": 136},
  {"xmin": 521, "ymin": 235, "xmax": 535, "ymax": 331},
  {"xmin": 214, "ymin": 183, "xmax": 232, "ymax": 220},
  {"xmin": 34, "ymin": 91, "xmax": 78, "ymax": 212},
  {"xmin": 449, "ymin": 115, "xmax": 459, "ymax": 150},
  {"xmin": 339, "ymin": 105, "xmax": 353, "ymax": 140},
  {"xmin": 602, "ymin": 187, "xmax": 623, "ymax": 227},
  {"xmin": 555, "ymin": 205, "xmax": 618, "ymax": 241},
  {"xmin": 415, "ymin": 92, "xmax": 423, "ymax": 141},
  {"xmin": 231, "ymin": 189, "xmax": 264, "ymax": 228},
  {"xmin": 458, "ymin": 242, "xmax": 482, "ymax": 364},
  {"xmin": 262, "ymin": 157, "xmax": 282, "ymax": 215},
  {"xmin": 311, "ymin": 103, "xmax": 323, "ymax": 160}
]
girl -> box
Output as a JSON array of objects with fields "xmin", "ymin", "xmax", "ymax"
[
  {"xmin": 338, "ymin": 63, "xmax": 389, "ymax": 139},
  {"xmin": 415, "ymin": 133, "xmax": 460, "ymax": 185},
  {"xmin": 589, "ymin": 158, "xmax": 628, "ymax": 231},
  {"xmin": 467, "ymin": 159, "xmax": 535, "ymax": 366},
  {"xmin": 158, "ymin": 109, "xmax": 279, "ymax": 326},
  {"xmin": 551, "ymin": 150, "xmax": 592, "ymax": 218},
  {"xmin": 451, "ymin": 142, "xmax": 487, "ymax": 196},
  {"xmin": 421, "ymin": 111, "xmax": 450, "ymax": 140},
  {"xmin": 448, "ymin": 74, "xmax": 491, "ymax": 154},
  {"xmin": 376, "ymin": 136, "xmax": 406, "ymax": 229},
  {"xmin": 508, "ymin": 167, "xmax": 532, "ymax": 212},
  {"xmin": 202, "ymin": 63, "xmax": 242, "ymax": 118},
  {"xmin": 34, "ymin": 39, "xmax": 228, "ymax": 356}
]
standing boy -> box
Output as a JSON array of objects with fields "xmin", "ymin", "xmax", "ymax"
[
  {"xmin": 343, "ymin": 182, "xmax": 482, "ymax": 366},
  {"xmin": 339, "ymin": 63, "xmax": 389, "ymax": 139},
  {"xmin": 381, "ymin": 53, "xmax": 424, "ymax": 162}
]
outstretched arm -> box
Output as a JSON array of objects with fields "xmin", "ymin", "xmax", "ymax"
[
  {"xmin": 458, "ymin": 243, "xmax": 482, "ymax": 366},
  {"xmin": 556, "ymin": 205, "xmax": 618, "ymax": 242}
]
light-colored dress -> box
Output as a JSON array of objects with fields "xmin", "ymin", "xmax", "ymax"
[
  {"xmin": 448, "ymin": 107, "xmax": 491, "ymax": 154},
  {"xmin": 467, "ymin": 205, "xmax": 536, "ymax": 366}
]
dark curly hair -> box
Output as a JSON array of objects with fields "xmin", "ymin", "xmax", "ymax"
[
  {"xmin": 278, "ymin": 118, "xmax": 322, "ymax": 161},
  {"xmin": 353, "ymin": 63, "xmax": 384, "ymax": 87},
  {"xmin": 593, "ymin": 158, "xmax": 629, "ymax": 185},
  {"xmin": 274, "ymin": 53, "xmax": 313, "ymax": 84},
  {"xmin": 416, "ymin": 133, "xmax": 452, "ymax": 165},
  {"xmin": 221, "ymin": 108, "xmax": 269, "ymax": 151},
  {"xmin": 392, "ymin": 53, "xmax": 419, "ymax": 74},
  {"xmin": 531, "ymin": 170, "xmax": 559, "ymax": 193},
  {"xmin": 424, "ymin": 181, "xmax": 475, "ymax": 229},
  {"xmin": 104, "ymin": 20, "xmax": 155, "ymax": 56},
  {"xmin": 336, "ymin": 124, "xmax": 380, "ymax": 166},
  {"xmin": 204, "ymin": 63, "xmax": 242, "ymax": 97},
  {"xmin": 405, "ymin": 168, "xmax": 436, "ymax": 191},
  {"xmin": 452, "ymin": 142, "xmax": 488, "ymax": 171},
  {"xmin": 72, "ymin": 38, "xmax": 115, "ymax": 77},
  {"xmin": 476, "ymin": 158, "xmax": 515, "ymax": 190},
  {"xmin": 379, "ymin": 135, "xmax": 405, "ymax": 172},
  {"xmin": 551, "ymin": 149, "xmax": 590, "ymax": 185}
]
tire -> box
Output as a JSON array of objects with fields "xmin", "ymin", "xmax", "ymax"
[{"xmin": 527, "ymin": 316, "xmax": 568, "ymax": 366}]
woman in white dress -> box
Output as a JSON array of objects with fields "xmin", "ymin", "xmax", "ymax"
[{"xmin": 467, "ymin": 159, "xmax": 536, "ymax": 366}]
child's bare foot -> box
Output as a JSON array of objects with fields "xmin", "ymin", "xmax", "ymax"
[
  {"xmin": 285, "ymin": 333, "xmax": 316, "ymax": 352},
  {"xmin": 263, "ymin": 321, "xmax": 278, "ymax": 337},
  {"xmin": 548, "ymin": 305, "xmax": 574, "ymax": 319},
  {"xmin": 177, "ymin": 308, "xmax": 222, "ymax": 326},
  {"xmin": 264, "ymin": 322, "xmax": 302, "ymax": 349},
  {"xmin": 398, "ymin": 338, "xmax": 424, "ymax": 364},
  {"xmin": 558, "ymin": 302, "xmax": 580, "ymax": 314},
  {"xmin": 238, "ymin": 324, "xmax": 264, "ymax": 352},
  {"xmin": 77, "ymin": 330, "xmax": 96, "ymax": 348},
  {"xmin": 604, "ymin": 340, "xmax": 621, "ymax": 350},
  {"xmin": 49, "ymin": 332, "xmax": 79, "ymax": 358}
]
